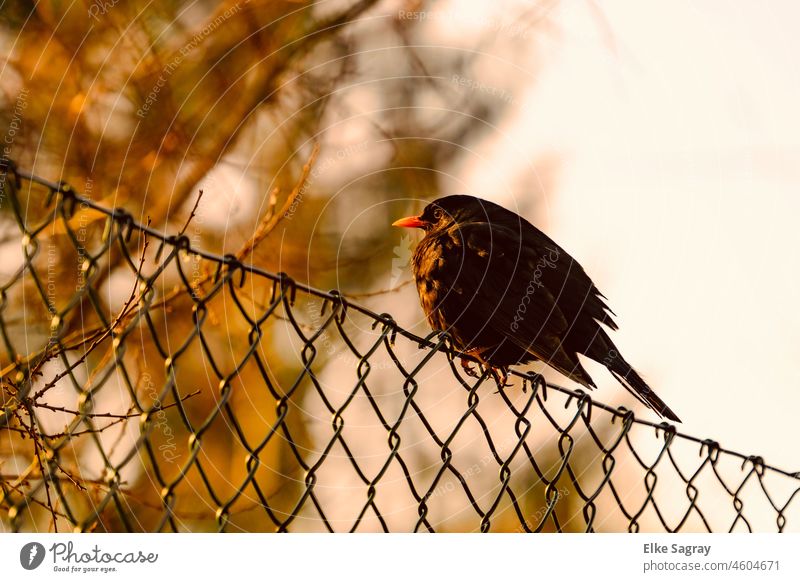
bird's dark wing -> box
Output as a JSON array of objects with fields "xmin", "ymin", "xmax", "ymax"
[
  {"xmin": 517, "ymin": 225, "xmax": 619, "ymax": 332},
  {"xmin": 449, "ymin": 221, "xmax": 567, "ymax": 334},
  {"xmin": 422, "ymin": 221, "xmax": 597, "ymax": 386}
]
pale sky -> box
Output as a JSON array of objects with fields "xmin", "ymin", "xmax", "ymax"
[{"xmin": 445, "ymin": 1, "xmax": 800, "ymax": 469}]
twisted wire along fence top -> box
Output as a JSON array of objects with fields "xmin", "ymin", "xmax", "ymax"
[{"xmin": 0, "ymin": 159, "xmax": 798, "ymax": 533}]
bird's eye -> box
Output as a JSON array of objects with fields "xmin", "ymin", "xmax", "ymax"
[{"xmin": 432, "ymin": 207, "xmax": 444, "ymax": 220}]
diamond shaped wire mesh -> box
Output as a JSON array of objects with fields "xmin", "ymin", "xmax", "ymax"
[{"xmin": 1, "ymin": 160, "xmax": 798, "ymax": 533}]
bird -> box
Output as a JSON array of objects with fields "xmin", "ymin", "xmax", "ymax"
[{"xmin": 392, "ymin": 195, "xmax": 681, "ymax": 422}]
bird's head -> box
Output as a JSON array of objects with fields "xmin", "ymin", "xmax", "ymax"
[{"xmin": 392, "ymin": 195, "xmax": 497, "ymax": 232}]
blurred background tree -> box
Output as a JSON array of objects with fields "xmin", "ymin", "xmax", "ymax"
[
  {"xmin": 4, "ymin": 0, "xmax": 798, "ymax": 534},
  {"xmin": 1, "ymin": 0, "xmax": 563, "ymax": 532}
]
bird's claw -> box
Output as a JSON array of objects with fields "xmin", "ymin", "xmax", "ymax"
[
  {"xmin": 460, "ymin": 356, "xmax": 511, "ymax": 392},
  {"xmin": 460, "ymin": 357, "xmax": 480, "ymax": 378},
  {"xmin": 490, "ymin": 366, "xmax": 512, "ymax": 392}
]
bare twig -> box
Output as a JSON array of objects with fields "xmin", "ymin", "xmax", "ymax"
[
  {"xmin": 19, "ymin": 400, "xmax": 58, "ymax": 531},
  {"xmin": 26, "ymin": 236, "xmax": 152, "ymax": 402},
  {"xmin": 236, "ymin": 142, "xmax": 320, "ymax": 260},
  {"xmin": 146, "ymin": 143, "xmax": 320, "ymax": 314},
  {"xmin": 343, "ymin": 279, "xmax": 414, "ymax": 299},
  {"xmin": 25, "ymin": 389, "xmax": 201, "ymax": 436},
  {"xmin": 0, "ymin": 477, "xmax": 72, "ymax": 522},
  {"xmin": 178, "ymin": 189, "xmax": 205, "ymax": 236}
]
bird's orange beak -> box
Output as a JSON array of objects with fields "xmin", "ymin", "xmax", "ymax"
[{"xmin": 392, "ymin": 215, "xmax": 427, "ymax": 229}]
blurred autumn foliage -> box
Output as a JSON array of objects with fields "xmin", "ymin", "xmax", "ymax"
[
  {"xmin": 0, "ymin": 0, "xmax": 533, "ymax": 280},
  {"xmin": 3, "ymin": 0, "xmax": 797, "ymax": 535},
  {"xmin": 1, "ymin": 0, "xmax": 545, "ymax": 531}
]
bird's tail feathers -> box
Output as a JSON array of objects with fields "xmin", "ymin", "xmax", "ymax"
[
  {"xmin": 532, "ymin": 345, "xmax": 598, "ymax": 392},
  {"xmin": 608, "ymin": 363, "xmax": 681, "ymax": 422}
]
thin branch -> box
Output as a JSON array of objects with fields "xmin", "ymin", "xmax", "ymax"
[
  {"xmin": 0, "ymin": 479, "xmax": 73, "ymax": 522},
  {"xmin": 262, "ymin": 186, "xmax": 280, "ymax": 225},
  {"xmin": 19, "ymin": 400, "xmax": 59, "ymax": 531},
  {"xmin": 178, "ymin": 189, "xmax": 204, "ymax": 237},
  {"xmin": 343, "ymin": 278, "xmax": 414, "ymax": 299},
  {"xmin": 26, "ymin": 236, "xmax": 152, "ymax": 402},
  {"xmin": 235, "ymin": 141, "xmax": 320, "ymax": 260},
  {"xmin": 147, "ymin": 142, "xmax": 321, "ymax": 314},
  {"xmin": 28, "ymin": 389, "xmax": 199, "ymax": 421}
]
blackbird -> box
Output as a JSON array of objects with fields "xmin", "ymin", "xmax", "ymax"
[{"xmin": 393, "ymin": 195, "xmax": 681, "ymax": 422}]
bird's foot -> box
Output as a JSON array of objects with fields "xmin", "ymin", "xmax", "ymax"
[
  {"xmin": 489, "ymin": 366, "xmax": 512, "ymax": 392},
  {"xmin": 459, "ymin": 356, "xmax": 480, "ymax": 379},
  {"xmin": 460, "ymin": 352, "xmax": 511, "ymax": 390}
]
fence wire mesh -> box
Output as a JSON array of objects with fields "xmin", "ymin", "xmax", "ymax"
[{"xmin": 0, "ymin": 160, "xmax": 798, "ymax": 533}]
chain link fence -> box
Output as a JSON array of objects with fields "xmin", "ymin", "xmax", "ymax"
[{"xmin": 0, "ymin": 159, "xmax": 798, "ymax": 533}]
